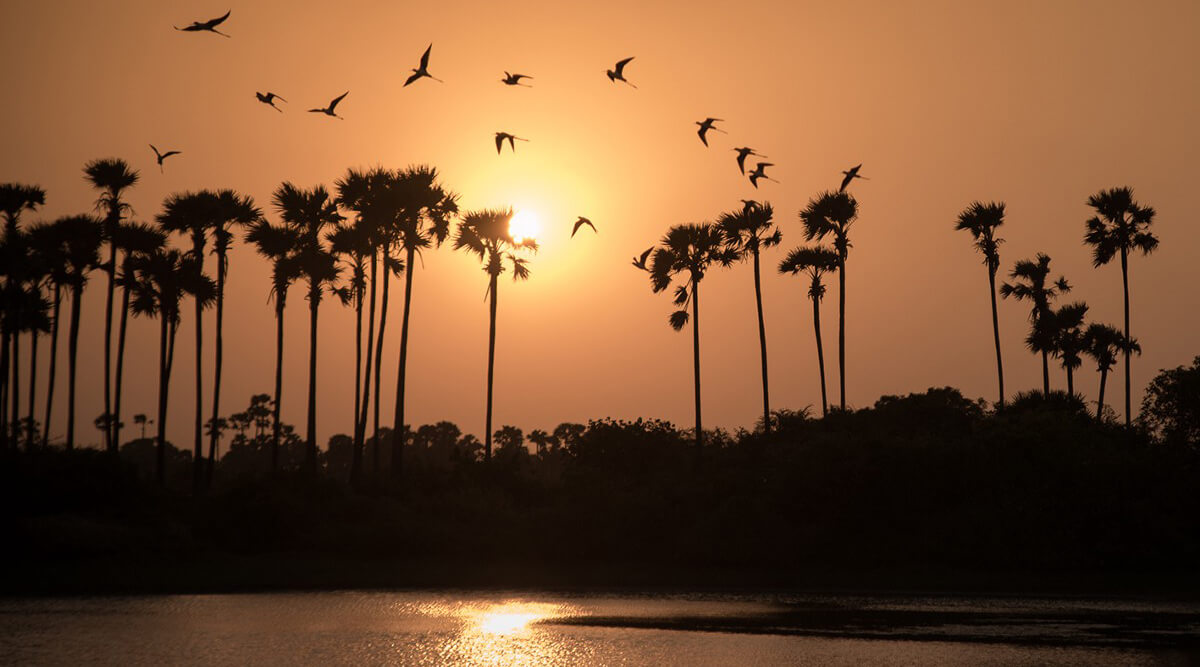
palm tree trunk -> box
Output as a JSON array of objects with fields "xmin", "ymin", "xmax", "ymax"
[
  {"xmin": 988, "ymin": 267, "xmax": 1005, "ymax": 408},
  {"xmin": 353, "ymin": 251, "xmax": 375, "ymax": 484},
  {"xmin": 1066, "ymin": 367, "xmax": 1074, "ymax": 397},
  {"xmin": 392, "ymin": 247, "xmax": 415, "ymax": 476},
  {"xmin": 113, "ymin": 281, "xmax": 131, "ymax": 453},
  {"xmin": 42, "ymin": 285, "xmax": 61, "ymax": 447},
  {"xmin": 10, "ymin": 330, "xmax": 19, "ymax": 450},
  {"xmin": 0, "ymin": 331, "xmax": 8, "ymax": 449},
  {"xmin": 207, "ymin": 250, "xmax": 227, "ymax": 488},
  {"xmin": 691, "ymin": 280, "xmax": 703, "ymax": 453},
  {"xmin": 837, "ymin": 253, "xmax": 846, "ymax": 411},
  {"xmin": 156, "ymin": 316, "xmax": 169, "ymax": 485},
  {"xmin": 813, "ymin": 293, "xmax": 828, "ymax": 418},
  {"xmin": 372, "ymin": 247, "xmax": 391, "ymax": 478},
  {"xmin": 1097, "ymin": 367, "xmax": 1108, "ymax": 423},
  {"xmin": 66, "ymin": 283, "xmax": 83, "ymax": 450},
  {"xmin": 192, "ymin": 285, "xmax": 204, "ymax": 495},
  {"xmin": 304, "ymin": 284, "xmax": 318, "ymax": 477},
  {"xmin": 26, "ymin": 327, "xmax": 38, "ymax": 450},
  {"xmin": 751, "ymin": 247, "xmax": 770, "ymax": 432},
  {"xmin": 1041, "ymin": 351, "xmax": 1050, "ymax": 395},
  {"xmin": 350, "ymin": 262, "xmax": 363, "ymax": 480},
  {"xmin": 1120, "ymin": 247, "xmax": 1131, "ymax": 426},
  {"xmin": 484, "ymin": 272, "xmax": 498, "ymax": 460},
  {"xmin": 103, "ymin": 240, "xmax": 115, "ymax": 452},
  {"xmin": 271, "ymin": 298, "xmax": 284, "ymax": 475}
]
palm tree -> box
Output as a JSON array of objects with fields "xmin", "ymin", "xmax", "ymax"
[
  {"xmin": 84, "ymin": 159, "xmax": 139, "ymax": 452},
  {"xmin": 1083, "ymin": 323, "xmax": 1140, "ymax": 423},
  {"xmin": 955, "ymin": 201, "xmax": 1006, "ymax": 407},
  {"xmin": 717, "ymin": 201, "xmax": 782, "ymax": 432},
  {"xmin": 0, "ymin": 183, "xmax": 45, "ymax": 448},
  {"xmin": 779, "ymin": 245, "xmax": 840, "ymax": 418},
  {"xmin": 800, "ymin": 191, "xmax": 859, "ymax": 410},
  {"xmin": 133, "ymin": 413, "xmax": 152, "ymax": 440},
  {"xmin": 1000, "ymin": 253, "xmax": 1070, "ymax": 395},
  {"xmin": 273, "ymin": 182, "xmax": 343, "ymax": 475},
  {"xmin": 16, "ymin": 251, "xmax": 51, "ymax": 450},
  {"xmin": 1084, "ymin": 187, "xmax": 1159, "ymax": 426},
  {"xmin": 56, "ymin": 215, "xmax": 104, "ymax": 449},
  {"xmin": 28, "ymin": 221, "xmax": 68, "ymax": 448},
  {"xmin": 111, "ymin": 222, "xmax": 165, "ymax": 451},
  {"xmin": 453, "ymin": 208, "xmax": 536, "ymax": 460},
  {"xmin": 1049, "ymin": 301, "xmax": 1088, "ymax": 397},
  {"xmin": 648, "ymin": 222, "xmax": 736, "ymax": 453},
  {"xmin": 246, "ymin": 220, "xmax": 302, "ymax": 474}
]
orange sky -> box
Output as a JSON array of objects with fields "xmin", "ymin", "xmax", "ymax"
[{"xmin": 2, "ymin": 0, "xmax": 1198, "ymax": 448}]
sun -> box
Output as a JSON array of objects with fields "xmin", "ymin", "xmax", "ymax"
[{"xmin": 509, "ymin": 209, "xmax": 540, "ymax": 243}]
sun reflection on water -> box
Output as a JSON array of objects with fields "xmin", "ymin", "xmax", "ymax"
[{"xmin": 415, "ymin": 599, "xmax": 589, "ymax": 665}]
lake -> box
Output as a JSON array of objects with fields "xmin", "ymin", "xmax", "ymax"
[{"xmin": 1, "ymin": 590, "xmax": 1197, "ymax": 665}]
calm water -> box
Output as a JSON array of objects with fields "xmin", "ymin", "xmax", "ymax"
[{"xmin": 1, "ymin": 590, "xmax": 1197, "ymax": 665}]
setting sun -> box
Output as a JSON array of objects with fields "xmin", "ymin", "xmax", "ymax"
[{"xmin": 509, "ymin": 209, "xmax": 540, "ymax": 243}]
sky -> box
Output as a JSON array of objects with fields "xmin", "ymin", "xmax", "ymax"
[{"xmin": 2, "ymin": 0, "xmax": 1198, "ymax": 449}]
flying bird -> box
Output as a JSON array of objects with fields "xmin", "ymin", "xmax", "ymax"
[
  {"xmin": 495, "ymin": 132, "xmax": 528, "ymax": 154},
  {"xmin": 571, "ymin": 217, "xmax": 597, "ymax": 238},
  {"xmin": 732, "ymin": 147, "xmax": 765, "ymax": 175},
  {"xmin": 149, "ymin": 144, "xmax": 181, "ymax": 173},
  {"xmin": 839, "ymin": 164, "xmax": 868, "ymax": 192},
  {"xmin": 308, "ymin": 91, "xmax": 348, "ymax": 119},
  {"xmin": 606, "ymin": 57, "xmax": 637, "ymax": 88},
  {"xmin": 255, "ymin": 92, "xmax": 286, "ymax": 112},
  {"xmin": 405, "ymin": 44, "xmax": 443, "ymax": 86},
  {"xmin": 174, "ymin": 10, "xmax": 232, "ymax": 37},
  {"xmin": 748, "ymin": 162, "xmax": 776, "ymax": 189},
  {"xmin": 501, "ymin": 72, "xmax": 532, "ymax": 86},
  {"xmin": 695, "ymin": 118, "xmax": 725, "ymax": 147},
  {"xmin": 632, "ymin": 247, "xmax": 653, "ymax": 271}
]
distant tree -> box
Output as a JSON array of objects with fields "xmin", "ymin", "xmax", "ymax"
[
  {"xmin": 1084, "ymin": 186, "xmax": 1159, "ymax": 426},
  {"xmin": 800, "ymin": 191, "xmax": 860, "ymax": 410},
  {"xmin": 494, "ymin": 425, "xmax": 525, "ymax": 453},
  {"xmin": 111, "ymin": 222, "xmax": 165, "ymax": 451},
  {"xmin": 955, "ymin": 201, "xmax": 1007, "ymax": 407},
  {"xmin": 552, "ymin": 422, "xmax": 586, "ymax": 451},
  {"xmin": 1140, "ymin": 356, "xmax": 1200, "ymax": 446},
  {"xmin": 1000, "ymin": 253, "xmax": 1070, "ymax": 395},
  {"xmin": 204, "ymin": 416, "xmax": 228, "ymax": 467},
  {"xmin": 1083, "ymin": 323, "xmax": 1140, "ymax": 423},
  {"xmin": 1049, "ymin": 301, "xmax": 1088, "ymax": 397},
  {"xmin": 527, "ymin": 429, "xmax": 555, "ymax": 455},
  {"xmin": 132, "ymin": 413, "xmax": 152, "ymax": 440},
  {"xmin": 779, "ymin": 245, "xmax": 840, "ymax": 417}
]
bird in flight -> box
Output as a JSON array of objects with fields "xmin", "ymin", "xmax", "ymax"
[
  {"xmin": 309, "ymin": 92, "xmax": 348, "ymax": 119},
  {"xmin": 405, "ymin": 44, "xmax": 443, "ymax": 86},
  {"xmin": 255, "ymin": 92, "xmax": 286, "ymax": 112},
  {"xmin": 607, "ymin": 57, "xmax": 637, "ymax": 88},
  {"xmin": 174, "ymin": 10, "xmax": 232, "ymax": 37},
  {"xmin": 839, "ymin": 164, "xmax": 868, "ymax": 192},
  {"xmin": 632, "ymin": 247, "xmax": 653, "ymax": 271},
  {"xmin": 149, "ymin": 144, "xmax": 181, "ymax": 173},
  {"xmin": 748, "ymin": 162, "xmax": 776, "ymax": 189},
  {"xmin": 696, "ymin": 118, "xmax": 725, "ymax": 147},
  {"xmin": 501, "ymin": 72, "xmax": 532, "ymax": 87},
  {"xmin": 571, "ymin": 217, "xmax": 597, "ymax": 238},
  {"xmin": 732, "ymin": 147, "xmax": 765, "ymax": 175},
  {"xmin": 495, "ymin": 132, "xmax": 528, "ymax": 154}
]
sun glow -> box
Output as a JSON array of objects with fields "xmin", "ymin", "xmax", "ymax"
[{"xmin": 509, "ymin": 209, "xmax": 540, "ymax": 243}]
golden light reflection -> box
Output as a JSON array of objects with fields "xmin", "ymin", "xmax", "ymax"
[
  {"xmin": 476, "ymin": 609, "xmax": 541, "ymax": 635},
  {"xmin": 509, "ymin": 209, "xmax": 540, "ymax": 243},
  {"xmin": 414, "ymin": 599, "xmax": 588, "ymax": 664}
]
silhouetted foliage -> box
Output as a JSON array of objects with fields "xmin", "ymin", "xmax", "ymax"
[{"xmin": 1140, "ymin": 357, "xmax": 1200, "ymax": 447}]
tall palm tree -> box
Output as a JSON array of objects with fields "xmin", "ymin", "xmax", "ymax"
[
  {"xmin": 1084, "ymin": 186, "xmax": 1158, "ymax": 426},
  {"xmin": 28, "ymin": 221, "xmax": 68, "ymax": 447},
  {"xmin": 111, "ymin": 222, "xmax": 166, "ymax": 452},
  {"xmin": 83, "ymin": 159, "xmax": 139, "ymax": 452},
  {"xmin": 779, "ymin": 245, "xmax": 840, "ymax": 418},
  {"xmin": 1083, "ymin": 323, "xmax": 1140, "ymax": 423},
  {"xmin": 274, "ymin": 182, "xmax": 343, "ymax": 475},
  {"xmin": 453, "ymin": 208, "xmax": 536, "ymax": 460},
  {"xmin": 954, "ymin": 201, "xmax": 1007, "ymax": 407},
  {"xmin": 0, "ymin": 183, "xmax": 45, "ymax": 448},
  {"xmin": 56, "ymin": 215, "xmax": 104, "ymax": 450},
  {"xmin": 717, "ymin": 201, "xmax": 782, "ymax": 432},
  {"xmin": 1000, "ymin": 253, "xmax": 1070, "ymax": 395},
  {"xmin": 1050, "ymin": 301, "xmax": 1088, "ymax": 397},
  {"xmin": 800, "ymin": 191, "xmax": 859, "ymax": 410},
  {"xmin": 130, "ymin": 249, "xmax": 214, "ymax": 484},
  {"xmin": 648, "ymin": 222, "xmax": 736, "ymax": 452},
  {"xmin": 246, "ymin": 220, "xmax": 301, "ymax": 474},
  {"xmin": 18, "ymin": 235, "xmax": 51, "ymax": 450}
]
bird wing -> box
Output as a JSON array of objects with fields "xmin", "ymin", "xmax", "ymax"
[
  {"xmin": 615, "ymin": 57, "xmax": 634, "ymax": 75},
  {"xmin": 698, "ymin": 126, "xmax": 708, "ymax": 146},
  {"xmin": 162, "ymin": 151, "xmax": 181, "ymax": 159},
  {"xmin": 639, "ymin": 247, "xmax": 653, "ymax": 264},
  {"xmin": 149, "ymin": 144, "xmax": 160, "ymax": 158},
  {"xmin": 515, "ymin": 74, "xmax": 531, "ymax": 81},
  {"xmin": 571, "ymin": 218, "xmax": 596, "ymax": 237},
  {"xmin": 207, "ymin": 10, "xmax": 231, "ymax": 28},
  {"xmin": 839, "ymin": 172, "xmax": 852, "ymax": 191},
  {"xmin": 736, "ymin": 152, "xmax": 747, "ymax": 174},
  {"xmin": 328, "ymin": 91, "xmax": 348, "ymax": 111},
  {"xmin": 419, "ymin": 44, "xmax": 432, "ymax": 70},
  {"xmin": 495, "ymin": 134, "xmax": 504, "ymax": 154},
  {"xmin": 403, "ymin": 71, "xmax": 421, "ymax": 87},
  {"xmin": 271, "ymin": 93, "xmax": 286, "ymax": 102}
]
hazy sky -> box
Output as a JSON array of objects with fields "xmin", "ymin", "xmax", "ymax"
[{"xmin": 2, "ymin": 0, "xmax": 1198, "ymax": 449}]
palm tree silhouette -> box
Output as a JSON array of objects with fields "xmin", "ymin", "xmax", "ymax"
[
  {"xmin": 779, "ymin": 245, "xmax": 840, "ymax": 417},
  {"xmin": 133, "ymin": 413, "xmax": 152, "ymax": 440},
  {"xmin": 717, "ymin": 201, "xmax": 782, "ymax": 432},
  {"xmin": 0, "ymin": 183, "xmax": 45, "ymax": 448},
  {"xmin": 246, "ymin": 220, "xmax": 301, "ymax": 474},
  {"xmin": 800, "ymin": 191, "xmax": 859, "ymax": 410},
  {"xmin": 1083, "ymin": 323, "xmax": 1140, "ymax": 423},
  {"xmin": 453, "ymin": 208, "xmax": 536, "ymax": 460},
  {"xmin": 56, "ymin": 215, "xmax": 104, "ymax": 450},
  {"xmin": 328, "ymin": 214, "xmax": 373, "ymax": 479},
  {"xmin": 1084, "ymin": 186, "xmax": 1158, "ymax": 426},
  {"xmin": 27, "ymin": 220, "xmax": 68, "ymax": 448},
  {"xmin": 84, "ymin": 159, "xmax": 139, "ymax": 452},
  {"xmin": 649, "ymin": 222, "xmax": 736, "ymax": 453},
  {"xmin": 955, "ymin": 201, "xmax": 1006, "ymax": 407},
  {"xmin": 1049, "ymin": 301, "xmax": 1088, "ymax": 397},
  {"xmin": 273, "ymin": 182, "xmax": 343, "ymax": 475},
  {"xmin": 14, "ymin": 230, "xmax": 52, "ymax": 450},
  {"xmin": 1000, "ymin": 253, "xmax": 1070, "ymax": 395},
  {"xmin": 111, "ymin": 222, "xmax": 165, "ymax": 452}
]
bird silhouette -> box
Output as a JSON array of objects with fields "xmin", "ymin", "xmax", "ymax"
[
  {"xmin": 748, "ymin": 162, "xmax": 776, "ymax": 189},
  {"xmin": 495, "ymin": 132, "xmax": 528, "ymax": 154},
  {"xmin": 501, "ymin": 72, "xmax": 532, "ymax": 87},
  {"xmin": 308, "ymin": 91, "xmax": 348, "ymax": 119},
  {"xmin": 732, "ymin": 147, "xmax": 765, "ymax": 175},
  {"xmin": 571, "ymin": 217, "xmax": 597, "ymax": 238},
  {"xmin": 405, "ymin": 44, "xmax": 443, "ymax": 86},
  {"xmin": 255, "ymin": 92, "xmax": 286, "ymax": 112},
  {"xmin": 607, "ymin": 57, "xmax": 637, "ymax": 88},
  {"xmin": 839, "ymin": 164, "xmax": 868, "ymax": 192},
  {"xmin": 632, "ymin": 247, "xmax": 653, "ymax": 271},
  {"xmin": 695, "ymin": 118, "xmax": 725, "ymax": 147},
  {"xmin": 174, "ymin": 10, "xmax": 232, "ymax": 37},
  {"xmin": 149, "ymin": 144, "xmax": 181, "ymax": 173}
]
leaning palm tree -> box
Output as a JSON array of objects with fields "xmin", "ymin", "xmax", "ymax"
[
  {"xmin": 246, "ymin": 220, "xmax": 302, "ymax": 474},
  {"xmin": 274, "ymin": 182, "xmax": 344, "ymax": 475},
  {"xmin": 1000, "ymin": 253, "xmax": 1070, "ymax": 395},
  {"xmin": 800, "ymin": 191, "xmax": 859, "ymax": 410},
  {"xmin": 453, "ymin": 207, "xmax": 536, "ymax": 460},
  {"xmin": 84, "ymin": 159, "xmax": 139, "ymax": 452},
  {"xmin": 1083, "ymin": 323, "xmax": 1140, "ymax": 423},
  {"xmin": 717, "ymin": 201, "xmax": 782, "ymax": 432},
  {"xmin": 28, "ymin": 221, "xmax": 68, "ymax": 447},
  {"xmin": 648, "ymin": 222, "xmax": 736, "ymax": 453},
  {"xmin": 56, "ymin": 215, "xmax": 104, "ymax": 450},
  {"xmin": 779, "ymin": 245, "xmax": 840, "ymax": 418},
  {"xmin": 954, "ymin": 201, "xmax": 1007, "ymax": 407},
  {"xmin": 1084, "ymin": 186, "xmax": 1158, "ymax": 426},
  {"xmin": 111, "ymin": 222, "xmax": 166, "ymax": 451},
  {"xmin": 1050, "ymin": 301, "xmax": 1088, "ymax": 397}
]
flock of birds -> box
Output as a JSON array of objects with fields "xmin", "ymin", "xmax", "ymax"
[{"xmin": 167, "ymin": 9, "xmax": 868, "ymax": 250}]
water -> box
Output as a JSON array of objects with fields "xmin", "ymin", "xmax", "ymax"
[{"xmin": 1, "ymin": 591, "xmax": 1197, "ymax": 665}]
